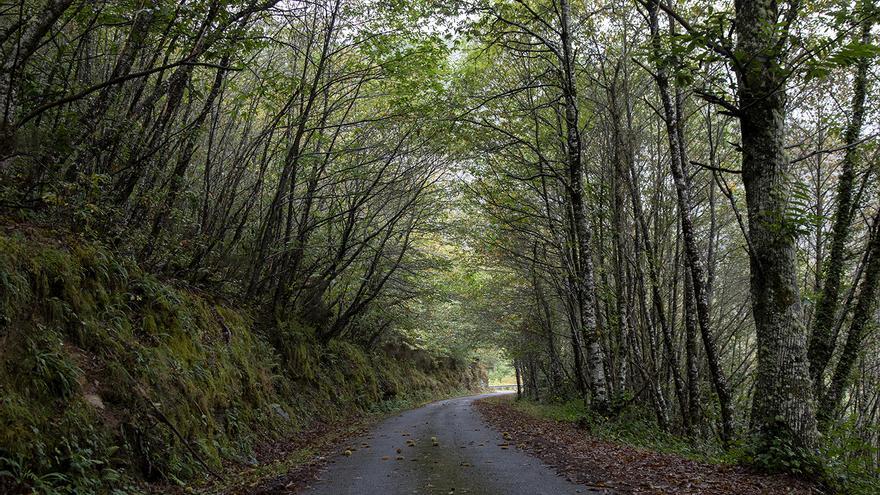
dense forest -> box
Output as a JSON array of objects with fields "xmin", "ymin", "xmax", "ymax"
[{"xmin": 1, "ymin": 0, "xmax": 879, "ymax": 493}]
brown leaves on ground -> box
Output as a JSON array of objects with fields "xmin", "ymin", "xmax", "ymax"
[
  {"xmin": 235, "ymin": 419, "xmax": 372, "ymax": 495},
  {"xmin": 474, "ymin": 397, "xmax": 817, "ymax": 495}
]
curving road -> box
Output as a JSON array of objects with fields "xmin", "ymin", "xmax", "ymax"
[{"xmin": 301, "ymin": 393, "xmax": 599, "ymax": 495}]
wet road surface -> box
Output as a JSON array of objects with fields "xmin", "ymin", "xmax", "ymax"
[{"xmin": 301, "ymin": 393, "xmax": 600, "ymax": 495}]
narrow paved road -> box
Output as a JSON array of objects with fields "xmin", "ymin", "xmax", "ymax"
[{"xmin": 301, "ymin": 393, "xmax": 598, "ymax": 495}]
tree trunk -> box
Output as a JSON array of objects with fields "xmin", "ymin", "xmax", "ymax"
[
  {"xmin": 647, "ymin": 0, "xmax": 734, "ymax": 443},
  {"xmin": 609, "ymin": 85, "xmax": 632, "ymax": 397},
  {"xmin": 734, "ymin": 0, "xmax": 819, "ymax": 450},
  {"xmin": 683, "ymin": 268, "xmax": 702, "ymax": 432},
  {"xmin": 818, "ymin": 210, "xmax": 880, "ymax": 427},
  {"xmin": 515, "ymin": 360, "xmax": 523, "ymax": 399},
  {"xmin": 807, "ymin": 2, "xmax": 872, "ymax": 396},
  {"xmin": 560, "ymin": 0, "xmax": 608, "ymax": 410}
]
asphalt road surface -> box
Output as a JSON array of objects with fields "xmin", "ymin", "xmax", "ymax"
[{"xmin": 301, "ymin": 393, "xmax": 599, "ymax": 495}]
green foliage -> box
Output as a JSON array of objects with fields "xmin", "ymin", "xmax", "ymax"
[
  {"xmin": 820, "ymin": 417, "xmax": 880, "ymax": 494},
  {"xmin": 786, "ymin": 177, "xmax": 823, "ymax": 238},
  {"xmin": 802, "ymin": 35, "xmax": 880, "ymax": 82},
  {"xmin": 735, "ymin": 427, "xmax": 826, "ymax": 477},
  {"xmin": 484, "ymin": 350, "xmax": 515, "ymax": 385},
  {"xmin": 0, "ymin": 455, "xmax": 71, "ymax": 495},
  {"xmin": 0, "ymin": 232, "xmax": 483, "ymax": 493},
  {"xmin": 725, "ymin": 416, "xmax": 880, "ymax": 492}
]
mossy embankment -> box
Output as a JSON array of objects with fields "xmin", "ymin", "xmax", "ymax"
[{"xmin": 0, "ymin": 230, "xmax": 485, "ymax": 494}]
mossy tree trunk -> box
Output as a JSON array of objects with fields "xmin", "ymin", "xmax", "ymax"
[
  {"xmin": 734, "ymin": 0, "xmax": 819, "ymax": 451},
  {"xmin": 560, "ymin": 0, "xmax": 609, "ymax": 411},
  {"xmin": 807, "ymin": 0, "xmax": 873, "ymax": 398},
  {"xmin": 819, "ymin": 210, "xmax": 880, "ymax": 427}
]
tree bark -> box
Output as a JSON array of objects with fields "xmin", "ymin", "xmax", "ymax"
[
  {"xmin": 683, "ymin": 268, "xmax": 702, "ymax": 432},
  {"xmin": 609, "ymin": 84, "xmax": 632, "ymax": 397},
  {"xmin": 515, "ymin": 360, "xmax": 523, "ymax": 399},
  {"xmin": 734, "ymin": 0, "xmax": 819, "ymax": 450},
  {"xmin": 560, "ymin": 0, "xmax": 609, "ymax": 410}
]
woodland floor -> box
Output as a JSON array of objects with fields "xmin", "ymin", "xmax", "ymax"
[{"xmin": 475, "ymin": 395, "xmax": 818, "ymax": 495}]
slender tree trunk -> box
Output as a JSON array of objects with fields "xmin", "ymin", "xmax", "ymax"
[
  {"xmin": 683, "ymin": 267, "xmax": 702, "ymax": 432},
  {"xmin": 647, "ymin": 0, "xmax": 734, "ymax": 443},
  {"xmin": 564, "ymin": 277, "xmax": 590, "ymax": 400},
  {"xmin": 807, "ymin": 2, "xmax": 873, "ymax": 396},
  {"xmin": 705, "ymin": 115, "xmax": 719, "ymax": 303},
  {"xmin": 515, "ymin": 360, "xmax": 523, "ymax": 399},
  {"xmin": 609, "ymin": 86, "xmax": 632, "ymax": 397},
  {"xmin": 560, "ymin": 0, "xmax": 608, "ymax": 410},
  {"xmin": 818, "ymin": 210, "xmax": 880, "ymax": 427}
]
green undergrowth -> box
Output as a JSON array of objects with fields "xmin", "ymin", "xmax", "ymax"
[
  {"xmin": 501, "ymin": 396, "xmax": 724, "ymax": 463},
  {"xmin": 0, "ymin": 231, "xmax": 484, "ymax": 494}
]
